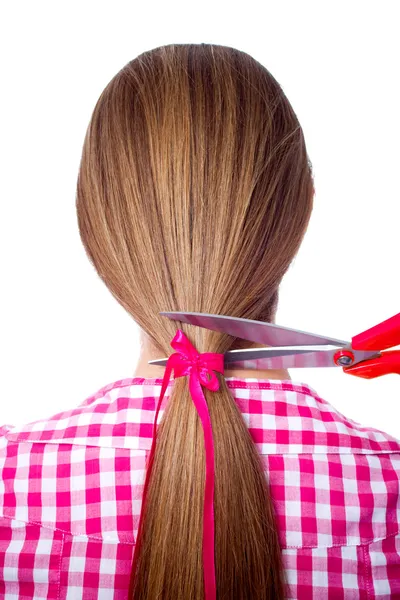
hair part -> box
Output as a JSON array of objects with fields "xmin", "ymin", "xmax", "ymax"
[{"xmin": 76, "ymin": 42, "xmax": 314, "ymax": 599}]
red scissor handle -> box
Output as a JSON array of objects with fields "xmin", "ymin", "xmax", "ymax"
[
  {"xmin": 343, "ymin": 349, "xmax": 400, "ymax": 379},
  {"xmin": 343, "ymin": 312, "xmax": 400, "ymax": 378},
  {"xmin": 351, "ymin": 312, "xmax": 400, "ymax": 352}
]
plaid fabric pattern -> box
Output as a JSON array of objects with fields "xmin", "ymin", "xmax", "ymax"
[{"xmin": 1, "ymin": 375, "xmax": 400, "ymax": 599}]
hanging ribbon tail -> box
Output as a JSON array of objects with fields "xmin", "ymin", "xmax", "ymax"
[
  {"xmin": 130, "ymin": 328, "xmax": 224, "ymax": 600},
  {"xmin": 130, "ymin": 357, "xmax": 175, "ymax": 585},
  {"xmin": 189, "ymin": 370, "xmax": 218, "ymax": 600}
]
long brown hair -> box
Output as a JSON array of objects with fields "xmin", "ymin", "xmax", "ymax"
[{"xmin": 76, "ymin": 43, "xmax": 314, "ymax": 599}]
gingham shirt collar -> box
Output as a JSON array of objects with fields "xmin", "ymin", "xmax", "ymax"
[{"xmin": 4, "ymin": 376, "xmax": 400, "ymax": 455}]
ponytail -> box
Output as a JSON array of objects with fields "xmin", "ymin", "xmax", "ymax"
[{"xmin": 128, "ymin": 369, "xmax": 286, "ymax": 599}]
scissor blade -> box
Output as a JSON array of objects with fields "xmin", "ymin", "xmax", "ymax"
[
  {"xmin": 148, "ymin": 346, "xmax": 379, "ymax": 369},
  {"xmin": 160, "ymin": 311, "xmax": 349, "ymax": 347}
]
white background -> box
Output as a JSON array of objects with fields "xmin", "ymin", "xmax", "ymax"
[{"xmin": 0, "ymin": 1, "xmax": 399, "ymax": 435}]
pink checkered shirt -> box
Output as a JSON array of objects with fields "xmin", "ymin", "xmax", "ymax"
[{"xmin": 1, "ymin": 376, "xmax": 400, "ymax": 599}]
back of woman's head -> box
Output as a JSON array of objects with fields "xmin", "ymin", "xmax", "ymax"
[{"xmin": 76, "ymin": 42, "xmax": 314, "ymax": 600}]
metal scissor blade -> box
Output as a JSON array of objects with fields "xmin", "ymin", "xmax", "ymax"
[
  {"xmin": 160, "ymin": 311, "xmax": 349, "ymax": 347},
  {"xmin": 148, "ymin": 346, "xmax": 380, "ymax": 369}
]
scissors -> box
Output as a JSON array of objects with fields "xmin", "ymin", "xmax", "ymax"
[{"xmin": 148, "ymin": 311, "xmax": 400, "ymax": 379}]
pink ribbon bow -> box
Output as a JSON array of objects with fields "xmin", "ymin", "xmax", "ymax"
[{"xmin": 135, "ymin": 329, "xmax": 225, "ymax": 600}]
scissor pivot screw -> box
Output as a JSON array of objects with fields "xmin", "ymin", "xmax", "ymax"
[{"xmin": 334, "ymin": 350, "xmax": 355, "ymax": 366}]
